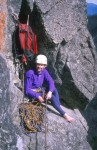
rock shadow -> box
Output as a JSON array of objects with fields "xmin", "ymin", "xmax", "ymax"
[
  {"xmin": 59, "ymin": 64, "xmax": 88, "ymax": 110},
  {"xmin": 83, "ymin": 94, "xmax": 97, "ymax": 150}
]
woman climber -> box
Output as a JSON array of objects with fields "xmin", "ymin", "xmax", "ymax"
[{"xmin": 24, "ymin": 54, "xmax": 75, "ymax": 122}]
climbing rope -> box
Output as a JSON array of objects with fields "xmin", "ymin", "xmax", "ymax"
[
  {"xmin": 45, "ymin": 98, "xmax": 48, "ymax": 150},
  {"xmin": 19, "ymin": 87, "xmax": 46, "ymax": 133},
  {"xmin": 19, "ymin": 102, "xmax": 46, "ymax": 133}
]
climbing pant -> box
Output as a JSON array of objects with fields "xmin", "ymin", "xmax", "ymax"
[{"xmin": 51, "ymin": 88, "xmax": 65, "ymax": 116}]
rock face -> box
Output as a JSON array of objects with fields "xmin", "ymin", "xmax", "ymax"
[
  {"xmin": 0, "ymin": 0, "xmax": 7, "ymax": 52},
  {"xmin": 0, "ymin": 56, "xmax": 18, "ymax": 150},
  {"xmin": 30, "ymin": 0, "xmax": 97, "ymax": 106},
  {"xmin": 0, "ymin": 60, "xmax": 92, "ymax": 149},
  {"xmin": 0, "ymin": 0, "xmax": 97, "ymax": 149},
  {"xmin": 84, "ymin": 94, "xmax": 97, "ymax": 150}
]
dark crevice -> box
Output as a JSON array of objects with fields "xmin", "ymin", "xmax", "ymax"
[
  {"xmin": 84, "ymin": 93, "xmax": 97, "ymax": 150},
  {"xmin": 13, "ymin": 0, "xmax": 56, "ymax": 56},
  {"xmin": 87, "ymin": 37, "xmax": 92, "ymax": 49},
  {"xmin": 87, "ymin": 37, "xmax": 95, "ymax": 60},
  {"xmin": 19, "ymin": 0, "xmax": 31, "ymax": 23},
  {"xmin": 61, "ymin": 39, "xmax": 67, "ymax": 46},
  {"xmin": 80, "ymin": 43, "xmax": 94, "ymax": 65},
  {"xmin": 83, "ymin": 55, "xmax": 94, "ymax": 65},
  {"xmin": 30, "ymin": 3, "xmax": 55, "ymax": 53},
  {"xmin": 60, "ymin": 63, "xmax": 88, "ymax": 110}
]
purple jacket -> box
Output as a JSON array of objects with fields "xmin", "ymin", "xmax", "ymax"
[{"xmin": 24, "ymin": 68, "xmax": 55, "ymax": 99}]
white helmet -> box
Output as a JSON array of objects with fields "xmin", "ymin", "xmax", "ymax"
[{"xmin": 35, "ymin": 54, "xmax": 47, "ymax": 65}]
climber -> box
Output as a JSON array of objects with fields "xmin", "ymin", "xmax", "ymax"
[{"xmin": 24, "ymin": 54, "xmax": 75, "ymax": 122}]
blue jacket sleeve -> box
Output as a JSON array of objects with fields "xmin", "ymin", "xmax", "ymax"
[
  {"xmin": 44, "ymin": 69, "xmax": 55, "ymax": 92},
  {"xmin": 25, "ymin": 71, "xmax": 40, "ymax": 99}
]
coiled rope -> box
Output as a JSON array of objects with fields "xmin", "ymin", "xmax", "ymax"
[{"xmin": 19, "ymin": 102, "xmax": 46, "ymax": 133}]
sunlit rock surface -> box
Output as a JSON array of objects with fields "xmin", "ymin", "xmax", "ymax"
[{"xmin": 0, "ymin": 0, "xmax": 97, "ymax": 149}]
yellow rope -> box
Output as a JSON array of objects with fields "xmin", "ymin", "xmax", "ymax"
[{"xmin": 19, "ymin": 102, "xmax": 45, "ymax": 132}]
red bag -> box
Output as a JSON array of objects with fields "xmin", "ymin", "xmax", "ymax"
[{"xmin": 18, "ymin": 23, "xmax": 38, "ymax": 63}]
